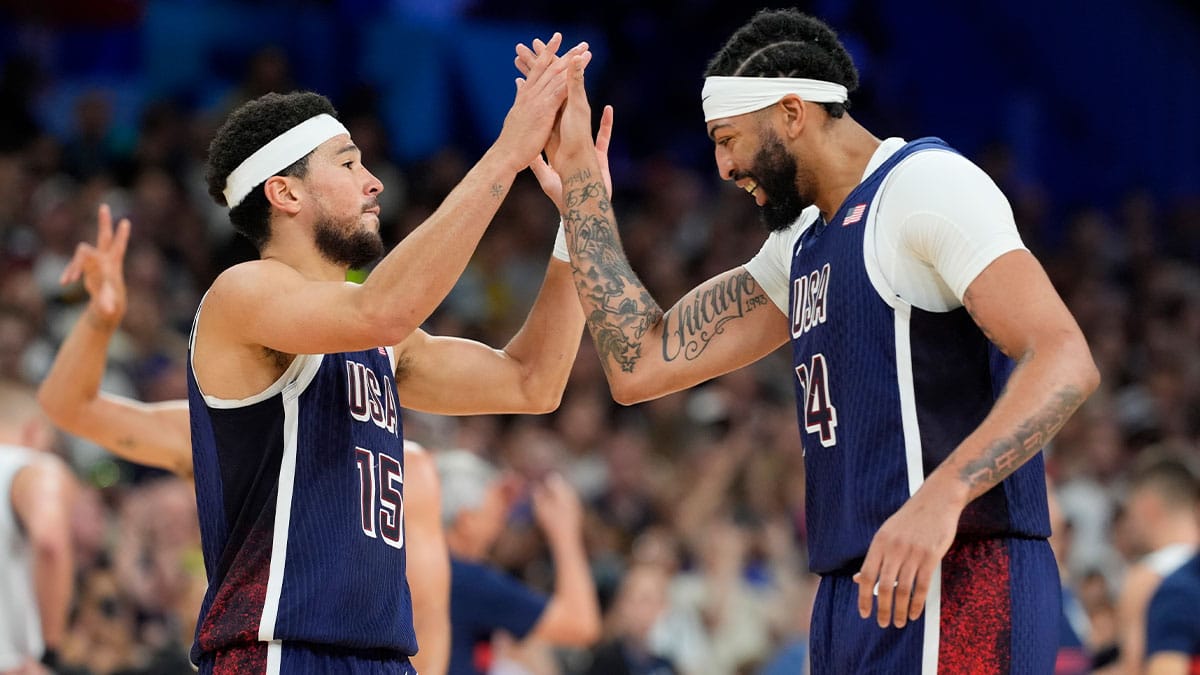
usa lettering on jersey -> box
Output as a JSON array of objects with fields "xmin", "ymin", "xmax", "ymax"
[
  {"xmin": 791, "ymin": 263, "xmax": 831, "ymax": 338},
  {"xmin": 346, "ymin": 360, "xmax": 398, "ymax": 435}
]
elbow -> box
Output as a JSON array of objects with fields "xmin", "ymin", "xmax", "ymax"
[
  {"xmin": 36, "ymin": 385, "xmax": 69, "ymax": 427},
  {"xmin": 575, "ymin": 611, "xmax": 602, "ymax": 647},
  {"xmin": 29, "ymin": 526, "xmax": 72, "ymax": 567},
  {"xmin": 610, "ymin": 376, "xmax": 659, "ymax": 407},
  {"xmin": 555, "ymin": 612, "xmax": 602, "ymax": 648},
  {"xmin": 1071, "ymin": 333, "xmax": 1101, "ymax": 398},
  {"xmin": 526, "ymin": 387, "xmax": 564, "ymax": 415}
]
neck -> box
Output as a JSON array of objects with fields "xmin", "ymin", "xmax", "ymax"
[
  {"xmin": 1147, "ymin": 514, "xmax": 1200, "ymax": 553},
  {"xmin": 808, "ymin": 117, "xmax": 882, "ymax": 221},
  {"xmin": 259, "ymin": 216, "xmax": 348, "ymax": 282}
]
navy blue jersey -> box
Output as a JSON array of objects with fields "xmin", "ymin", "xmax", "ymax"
[
  {"xmin": 187, "ymin": 331, "xmax": 415, "ymax": 664},
  {"xmin": 788, "ymin": 137, "xmax": 1050, "ymax": 574},
  {"xmin": 1146, "ymin": 553, "xmax": 1200, "ymax": 668},
  {"xmin": 448, "ymin": 557, "xmax": 547, "ymax": 675}
]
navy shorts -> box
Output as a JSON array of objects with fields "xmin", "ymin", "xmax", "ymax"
[
  {"xmin": 198, "ymin": 642, "xmax": 417, "ymax": 675},
  {"xmin": 809, "ymin": 537, "xmax": 1059, "ymax": 674}
]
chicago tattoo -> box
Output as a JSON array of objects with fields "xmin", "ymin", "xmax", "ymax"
[
  {"xmin": 562, "ymin": 179, "xmax": 662, "ymax": 374},
  {"xmin": 662, "ymin": 271, "xmax": 766, "ymax": 361},
  {"xmin": 960, "ymin": 385, "xmax": 1084, "ymax": 490}
]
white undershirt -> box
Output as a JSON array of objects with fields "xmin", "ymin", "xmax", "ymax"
[{"xmin": 744, "ymin": 137, "xmax": 1026, "ymax": 314}]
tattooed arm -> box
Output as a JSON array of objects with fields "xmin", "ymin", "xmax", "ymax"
[
  {"xmin": 854, "ymin": 248, "xmax": 1099, "ymax": 630},
  {"xmin": 558, "ymin": 175, "xmax": 788, "ymax": 403},
  {"xmin": 550, "ymin": 60, "xmax": 787, "ymax": 404}
]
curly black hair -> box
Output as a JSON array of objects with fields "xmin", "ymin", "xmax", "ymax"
[
  {"xmin": 704, "ymin": 9, "xmax": 858, "ymax": 119},
  {"xmin": 205, "ymin": 91, "xmax": 338, "ymax": 250}
]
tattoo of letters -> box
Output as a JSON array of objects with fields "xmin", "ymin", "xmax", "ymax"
[
  {"xmin": 661, "ymin": 272, "xmax": 767, "ymax": 361},
  {"xmin": 960, "ymin": 386, "xmax": 1084, "ymax": 490}
]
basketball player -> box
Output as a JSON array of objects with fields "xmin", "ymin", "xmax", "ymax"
[
  {"xmin": 0, "ymin": 381, "xmax": 77, "ymax": 675},
  {"xmin": 1112, "ymin": 455, "xmax": 1198, "ymax": 673},
  {"xmin": 182, "ymin": 35, "xmax": 591, "ymax": 674},
  {"xmin": 526, "ymin": 11, "xmax": 1099, "ymax": 673},
  {"xmin": 1144, "ymin": 550, "xmax": 1200, "ymax": 674},
  {"xmin": 39, "ymin": 206, "xmax": 457, "ymax": 673}
]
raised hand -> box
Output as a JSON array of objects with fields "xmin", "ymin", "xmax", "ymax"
[
  {"xmin": 530, "ymin": 103, "xmax": 613, "ymax": 213},
  {"xmin": 496, "ymin": 33, "xmax": 588, "ymax": 174},
  {"xmin": 60, "ymin": 203, "xmax": 131, "ymax": 331},
  {"xmin": 531, "ymin": 473, "xmax": 583, "ymax": 545}
]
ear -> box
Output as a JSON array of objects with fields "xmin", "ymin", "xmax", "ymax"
[
  {"xmin": 263, "ymin": 175, "xmax": 303, "ymax": 216},
  {"xmin": 777, "ymin": 95, "xmax": 807, "ymax": 139}
]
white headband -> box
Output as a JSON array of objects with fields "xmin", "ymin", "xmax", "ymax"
[
  {"xmin": 222, "ymin": 113, "xmax": 349, "ymax": 208},
  {"xmin": 701, "ymin": 76, "xmax": 849, "ymax": 122}
]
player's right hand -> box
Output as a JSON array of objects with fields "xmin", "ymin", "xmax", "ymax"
[
  {"xmin": 60, "ymin": 203, "xmax": 130, "ymax": 330},
  {"xmin": 496, "ymin": 33, "xmax": 584, "ymax": 173}
]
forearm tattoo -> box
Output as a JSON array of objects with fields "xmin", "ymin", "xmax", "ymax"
[
  {"xmin": 562, "ymin": 179, "xmax": 662, "ymax": 374},
  {"xmin": 662, "ymin": 271, "xmax": 767, "ymax": 361},
  {"xmin": 960, "ymin": 385, "xmax": 1084, "ymax": 491}
]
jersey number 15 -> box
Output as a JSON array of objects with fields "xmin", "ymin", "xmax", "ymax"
[{"xmin": 355, "ymin": 447, "xmax": 404, "ymax": 549}]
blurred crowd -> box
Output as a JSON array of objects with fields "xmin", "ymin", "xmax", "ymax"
[{"xmin": 2, "ymin": 10, "xmax": 1200, "ymax": 675}]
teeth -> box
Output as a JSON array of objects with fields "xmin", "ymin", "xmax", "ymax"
[{"xmin": 744, "ymin": 181, "xmax": 758, "ymax": 194}]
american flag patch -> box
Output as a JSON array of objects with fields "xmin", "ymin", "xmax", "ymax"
[{"xmin": 842, "ymin": 203, "xmax": 866, "ymax": 226}]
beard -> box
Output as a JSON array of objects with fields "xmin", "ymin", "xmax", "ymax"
[
  {"xmin": 747, "ymin": 131, "xmax": 813, "ymax": 232},
  {"xmin": 313, "ymin": 211, "xmax": 384, "ymax": 269}
]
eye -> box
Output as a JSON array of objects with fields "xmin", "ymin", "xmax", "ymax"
[
  {"xmin": 716, "ymin": 137, "xmax": 732, "ymax": 148},
  {"xmin": 343, "ymin": 161, "xmax": 355, "ymax": 169}
]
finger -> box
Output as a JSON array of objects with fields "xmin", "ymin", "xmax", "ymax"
[
  {"xmin": 514, "ymin": 43, "xmax": 536, "ymax": 75},
  {"xmin": 532, "ymin": 37, "xmax": 546, "ymax": 54},
  {"xmin": 60, "ymin": 243, "xmax": 96, "ymax": 285},
  {"xmin": 97, "ymin": 203, "xmax": 113, "ymax": 250},
  {"xmin": 853, "ymin": 553, "xmax": 882, "ymax": 619},
  {"xmin": 112, "ymin": 218, "xmax": 131, "ymax": 261},
  {"xmin": 524, "ymin": 32, "xmax": 562, "ymax": 83},
  {"xmin": 529, "ymin": 154, "xmax": 555, "ymax": 184},
  {"xmin": 595, "ymin": 105, "xmax": 614, "ymax": 154},
  {"xmin": 873, "ymin": 558, "xmax": 902, "ymax": 628},
  {"xmin": 891, "ymin": 561, "xmax": 920, "ymax": 628},
  {"xmin": 908, "ymin": 563, "xmax": 935, "ymax": 621}
]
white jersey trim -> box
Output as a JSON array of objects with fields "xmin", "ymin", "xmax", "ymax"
[
  {"xmin": 743, "ymin": 207, "xmax": 820, "ymax": 314},
  {"xmin": 258, "ymin": 378, "xmax": 306, "ymax": 642},
  {"xmin": 188, "ymin": 291, "xmax": 325, "ymax": 409},
  {"xmin": 265, "ymin": 640, "xmax": 282, "ymax": 673},
  {"xmin": 923, "ymin": 564, "xmax": 943, "ymax": 673}
]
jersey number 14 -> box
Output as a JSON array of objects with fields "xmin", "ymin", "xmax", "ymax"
[{"xmin": 794, "ymin": 353, "xmax": 839, "ymax": 447}]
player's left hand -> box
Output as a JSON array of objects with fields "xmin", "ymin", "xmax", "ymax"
[
  {"xmin": 60, "ymin": 203, "xmax": 131, "ymax": 331},
  {"xmin": 853, "ymin": 485, "xmax": 961, "ymax": 628}
]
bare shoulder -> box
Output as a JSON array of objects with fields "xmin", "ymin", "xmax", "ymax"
[{"xmin": 207, "ymin": 259, "xmax": 301, "ymax": 305}]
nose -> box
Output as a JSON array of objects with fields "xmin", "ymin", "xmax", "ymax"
[
  {"xmin": 365, "ymin": 169, "xmax": 383, "ymax": 196},
  {"xmin": 714, "ymin": 146, "xmax": 735, "ymax": 181}
]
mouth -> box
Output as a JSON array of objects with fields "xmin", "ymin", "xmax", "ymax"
[{"xmin": 363, "ymin": 206, "xmax": 381, "ymax": 216}]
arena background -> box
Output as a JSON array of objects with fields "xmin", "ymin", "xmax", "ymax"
[{"xmin": 1, "ymin": 1, "xmax": 1198, "ymax": 673}]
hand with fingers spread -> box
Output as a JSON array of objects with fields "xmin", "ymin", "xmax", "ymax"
[
  {"xmin": 61, "ymin": 203, "xmax": 131, "ymax": 332},
  {"xmin": 496, "ymin": 33, "xmax": 588, "ymax": 174},
  {"xmin": 852, "ymin": 482, "xmax": 962, "ymax": 628}
]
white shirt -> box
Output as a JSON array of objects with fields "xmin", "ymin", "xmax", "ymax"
[
  {"xmin": 0, "ymin": 445, "xmax": 42, "ymax": 670},
  {"xmin": 744, "ymin": 137, "xmax": 1026, "ymax": 314}
]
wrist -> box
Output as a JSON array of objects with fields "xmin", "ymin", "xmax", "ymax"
[
  {"xmin": 920, "ymin": 468, "xmax": 972, "ymax": 511},
  {"xmin": 84, "ymin": 307, "xmax": 120, "ymax": 333}
]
